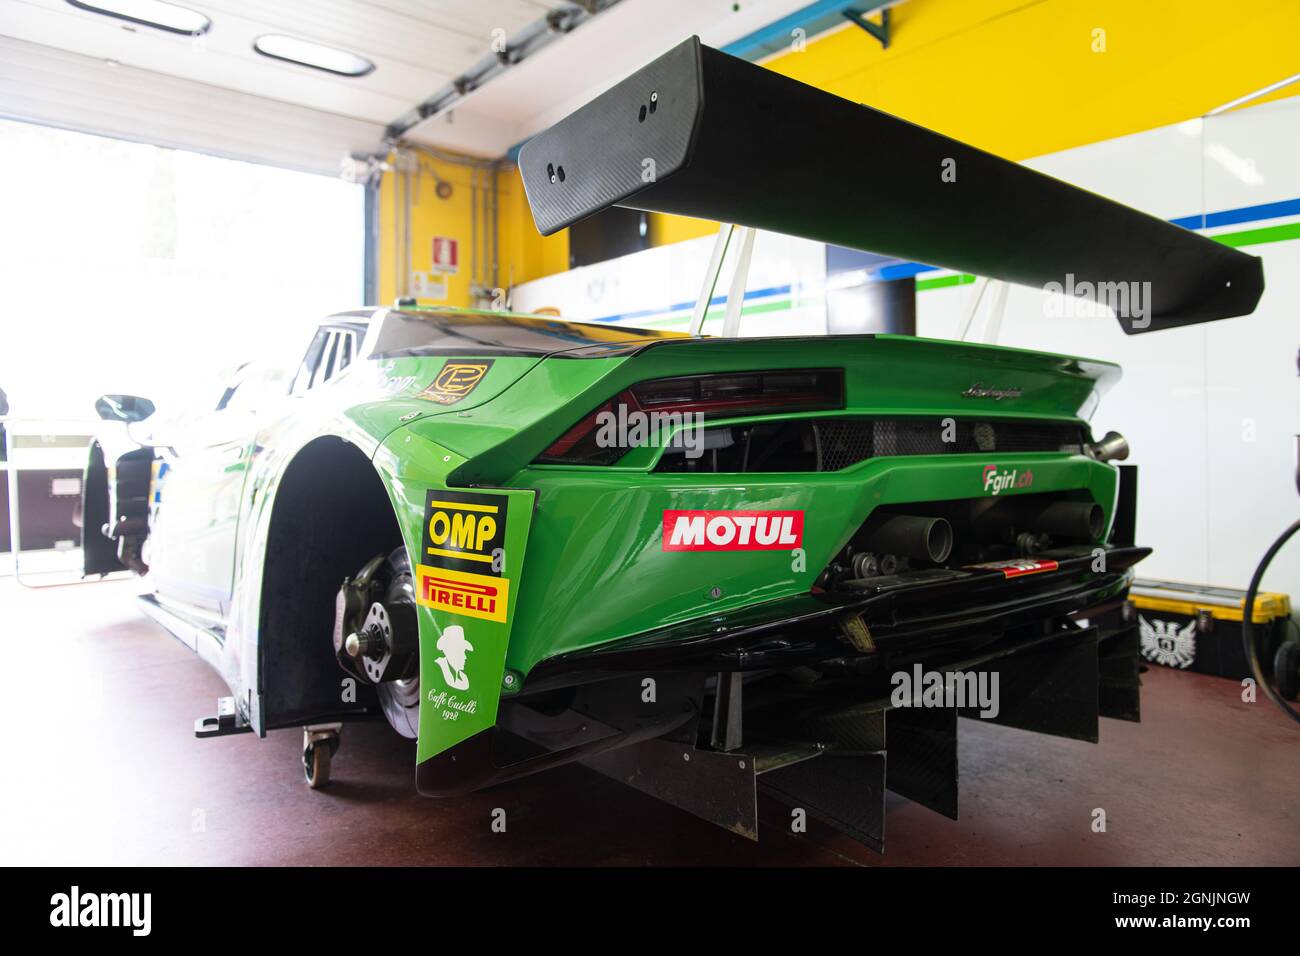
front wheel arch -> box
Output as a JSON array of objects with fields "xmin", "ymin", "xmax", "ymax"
[{"xmin": 257, "ymin": 436, "xmax": 405, "ymax": 729}]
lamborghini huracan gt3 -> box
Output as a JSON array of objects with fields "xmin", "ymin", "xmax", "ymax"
[{"xmin": 81, "ymin": 38, "xmax": 1262, "ymax": 850}]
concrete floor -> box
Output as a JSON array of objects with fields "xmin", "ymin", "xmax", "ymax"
[{"xmin": 2, "ymin": 576, "xmax": 1296, "ymax": 866}]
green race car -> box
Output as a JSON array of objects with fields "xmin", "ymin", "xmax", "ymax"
[{"xmin": 81, "ymin": 38, "xmax": 1262, "ymax": 850}]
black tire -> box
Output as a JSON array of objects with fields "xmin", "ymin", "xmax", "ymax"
[
  {"xmin": 1274, "ymin": 641, "xmax": 1300, "ymax": 701},
  {"xmin": 304, "ymin": 743, "xmax": 331, "ymax": 789},
  {"xmin": 376, "ymin": 546, "xmax": 420, "ymax": 738}
]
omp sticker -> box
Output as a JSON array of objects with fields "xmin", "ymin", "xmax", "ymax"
[
  {"xmin": 422, "ymin": 490, "xmax": 508, "ymax": 575},
  {"xmin": 663, "ymin": 510, "xmax": 804, "ymax": 551},
  {"xmin": 416, "ymin": 565, "xmax": 509, "ymax": 623},
  {"xmin": 416, "ymin": 360, "xmax": 494, "ymax": 405},
  {"xmin": 968, "ymin": 558, "xmax": 1060, "ymax": 578}
]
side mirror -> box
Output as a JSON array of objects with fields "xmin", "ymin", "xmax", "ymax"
[
  {"xmin": 0, "ymin": 387, "xmax": 8, "ymax": 417},
  {"xmin": 95, "ymin": 394, "xmax": 155, "ymax": 424}
]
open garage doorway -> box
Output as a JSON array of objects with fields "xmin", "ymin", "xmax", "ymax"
[{"xmin": 0, "ymin": 118, "xmax": 364, "ymax": 577}]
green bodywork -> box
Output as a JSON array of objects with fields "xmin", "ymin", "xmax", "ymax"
[
  {"xmin": 347, "ymin": 315, "xmax": 1121, "ymax": 766},
  {"xmin": 132, "ymin": 308, "xmax": 1121, "ymax": 770}
]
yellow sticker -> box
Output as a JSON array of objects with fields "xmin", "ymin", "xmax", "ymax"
[
  {"xmin": 416, "ymin": 564, "xmax": 510, "ymax": 623},
  {"xmin": 416, "ymin": 360, "xmax": 493, "ymax": 405}
]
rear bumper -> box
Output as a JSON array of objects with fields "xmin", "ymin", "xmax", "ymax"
[
  {"xmin": 504, "ymin": 453, "xmax": 1121, "ymax": 678},
  {"xmin": 523, "ymin": 544, "xmax": 1149, "ymax": 690}
]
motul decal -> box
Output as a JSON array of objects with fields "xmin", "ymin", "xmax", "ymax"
[
  {"xmin": 968, "ymin": 558, "xmax": 1059, "ymax": 578},
  {"xmin": 416, "ymin": 565, "xmax": 509, "ymax": 624},
  {"xmin": 662, "ymin": 510, "xmax": 804, "ymax": 551}
]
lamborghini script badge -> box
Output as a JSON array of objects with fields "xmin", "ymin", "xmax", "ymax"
[
  {"xmin": 962, "ymin": 382, "xmax": 1022, "ymax": 400},
  {"xmin": 417, "ymin": 360, "xmax": 493, "ymax": 405},
  {"xmin": 417, "ymin": 490, "xmax": 509, "ymax": 623}
]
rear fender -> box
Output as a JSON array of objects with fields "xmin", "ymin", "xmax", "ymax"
[{"xmin": 373, "ymin": 428, "xmax": 536, "ymax": 775}]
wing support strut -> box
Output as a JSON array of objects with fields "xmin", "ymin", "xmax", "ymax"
[{"xmin": 689, "ymin": 224, "xmax": 756, "ymax": 338}]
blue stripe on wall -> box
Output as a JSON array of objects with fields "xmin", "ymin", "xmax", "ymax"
[
  {"xmin": 1168, "ymin": 196, "xmax": 1300, "ymax": 230},
  {"xmin": 721, "ymin": 1, "xmax": 874, "ymax": 62},
  {"xmin": 543, "ymin": 195, "xmax": 1300, "ymax": 325},
  {"xmin": 586, "ymin": 284, "xmax": 792, "ymax": 325},
  {"xmin": 878, "ymin": 195, "xmax": 1300, "ymax": 283}
]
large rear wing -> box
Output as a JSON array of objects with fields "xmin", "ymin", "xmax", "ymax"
[{"xmin": 519, "ymin": 36, "xmax": 1263, "ymax": 334}]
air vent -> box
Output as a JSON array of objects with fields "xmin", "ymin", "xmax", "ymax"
[{"xmin": 656, "ymin": 418, "xmax": 1089, "ymax": 473}]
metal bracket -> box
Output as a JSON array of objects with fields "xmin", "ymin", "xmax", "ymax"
[
  {"xmin": 710, "ymin": 672, "xmax": 744, "ymax": 752},
  {"xmin": 195, "ymin": 696, "xmax": 253, "ymax": 738},
  {"xmin": 843, "ymin": 6, "xmax": 891, "ymax": 50}
]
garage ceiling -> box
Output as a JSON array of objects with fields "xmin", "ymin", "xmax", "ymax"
[
  {"xmin": 0, "ymin": 0, "xmax": 821, "ymax": 174},
  {"xmin": 403, "ymin": 0, "xmax": 822, "ymax": 157}
]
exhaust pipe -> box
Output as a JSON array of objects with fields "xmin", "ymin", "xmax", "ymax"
[
  {"xmin": 1087, "ymin": 430, "xmax": 1130, "ymax": 462},
  {"xmin": 861, "ymin": 514, "xmax": 953, "ymax": 564},
  {"xmin": 1028, "ymin": 501, "xmax": 1104, "ymax": 540}
]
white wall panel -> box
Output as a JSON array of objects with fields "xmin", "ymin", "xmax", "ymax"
[
  {"xmin": 918, "ymin": 97, "xmax": 1300, "ymax": 593},
  {"xmin": 1201, "ymin": 97, "xmax": 1300, "ymax": 595},
  {"xmin": 512, "ymin": 229, "xmax": 828, "ymax": 336}
]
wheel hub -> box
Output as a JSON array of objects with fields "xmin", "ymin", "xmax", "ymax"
[{"xmin": 335, "ymin": 597, "xmax": 417, "ymax": 686}]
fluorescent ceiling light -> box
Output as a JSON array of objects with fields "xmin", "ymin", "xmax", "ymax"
[
  {"xmin": 253, "ymin": 35, "xmax": 375, "ymax": 77},
  {"xmin": 66, "ymin": 0, "xmax": 211, "ymax": 36}
]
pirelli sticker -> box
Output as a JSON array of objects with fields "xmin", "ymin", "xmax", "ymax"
[
  {"xmin": 417, "ymin": 565, "xmax": 508, "ymax": 623},
  {"xmin": 416, "ymin": 360, "xmax": 493, "ymax": 405},
  {"xmin": 417, "ymin": 490, "xmax": 510, "ymax": 623}
]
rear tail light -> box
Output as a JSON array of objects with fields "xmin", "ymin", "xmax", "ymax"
[
  {"xmin": 535, "ymin": 369, "xmax": 843, "ymax": 465},
  {"xmin": 536, "ymin": 392, "xmax": 638, "ymax": 465},
  {"xmin": 634, "ymin": 370, "xmax": 842, "ymax": 414}
]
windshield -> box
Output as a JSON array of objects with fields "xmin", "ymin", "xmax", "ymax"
[{"xmin": 369, "ymin": 309, "xmax": 683, "ymax": 359}]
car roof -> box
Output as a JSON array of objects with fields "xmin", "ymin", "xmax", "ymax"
[{"xmin": 339, "ymin": 306, "xmax": 686, "ymax": 360}]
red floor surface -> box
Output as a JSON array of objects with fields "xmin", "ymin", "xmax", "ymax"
[{"xmin": 2, "ymin": 576, "xmax": 1296, "ymax": 866}]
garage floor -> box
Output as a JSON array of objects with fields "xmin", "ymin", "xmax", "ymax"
[{"xmin": 4, "ymin": 576, "xmax": 1296, "ymax": 866}]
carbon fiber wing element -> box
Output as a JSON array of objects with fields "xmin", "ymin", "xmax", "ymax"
[{"xmin": 519, "ymin": 36, "xmax": 1263, "ymax": 333}]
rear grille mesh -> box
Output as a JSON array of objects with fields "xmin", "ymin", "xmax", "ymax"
[{"xmin": 656, "ymin": 417, "xmax": 1088, "ymax": 473}]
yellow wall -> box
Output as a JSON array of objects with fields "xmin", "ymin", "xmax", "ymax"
[
  {"xmin": 648, "ymin": 211, "xmax": 718, "ymax": 247},
  {"xmin": 764, "ymin": 0, "xmax": 1300, "ymax": 159},
  {"xmin": 375, "ymin": 153, "xmax": 567, "ymax": 307},
  {"xmin": 496, "ymin": 164, "xmax": 570, "ymax": 296},
  {"xmin": 648, "ymin": 0, "xmax": 1300, "ymax": 246},
  {"xmin": 383, "ymin": 0, "xmax": 1300, "ymax": 280}
]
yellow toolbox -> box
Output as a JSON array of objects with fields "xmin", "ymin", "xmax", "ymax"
[{"xmin": 1130, "ymin": 578, "xmax": 1293, "ymax": 680}]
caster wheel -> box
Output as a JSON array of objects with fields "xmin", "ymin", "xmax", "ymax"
[
  {"xmin": 302, "ymin": 724, "xmax": 341, "ymax": 789},
  {"xmin": 1274, "ymin": 641, "xmax": 1300, "ymax": 701},
  {"xmin": 304, "ymin": 742, "xmax": 332, "ymax": 789}
]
